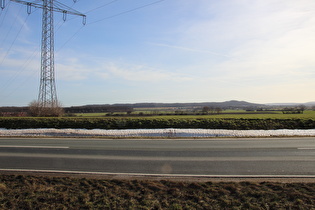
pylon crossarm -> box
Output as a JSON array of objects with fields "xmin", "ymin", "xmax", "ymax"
[
  {"xmin": 10, "ymin": 0, "xmax": 86, "ymax": 17},
  {"xmin": 54, "ymin": 0, "xmax": 85, "ymax": 17}
]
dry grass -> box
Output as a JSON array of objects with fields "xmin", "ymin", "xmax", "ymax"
[{"xmin": 0, "ymin": 174, "xmax": 314, "ymax": 209}]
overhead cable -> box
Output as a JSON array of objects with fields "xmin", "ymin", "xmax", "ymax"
[
  {"xmin": 55, "ymin": 0, "xmax": 166, "ymax": 53},
  {"xmin": 0, "ymin": 13, "xmax": 30, "ymax": 91},
  {"xmin": 0, "ymin": 0, "xmax": 10, "ymax": 27},
  {"xmin": 0, "ymin": 5, "xmax": 24, "ymax": 65},
  {"xmin": 88, "ymin": 0, "xmax": 165, "ymax": 25},
  {"xmin": 84, "ymin": 0, "xmax": 118, "ymax": 14}
]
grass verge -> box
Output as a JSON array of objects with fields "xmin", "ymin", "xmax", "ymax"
[{"xmin": 0, "ymin": 174, "xmax": 314, "ymax": 209}]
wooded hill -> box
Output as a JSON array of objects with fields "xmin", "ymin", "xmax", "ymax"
[
  {"xmin": 100, "ymin": 100, "xmax": 265, "ymax": 109},
  {"xmin": 63, "ymin": 100, "xmax": 265, "ymax": 113}
]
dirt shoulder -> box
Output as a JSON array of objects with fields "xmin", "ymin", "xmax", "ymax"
[{"xmin": 1, "ymin": 172, "xmax": 315, "ymax": 209}]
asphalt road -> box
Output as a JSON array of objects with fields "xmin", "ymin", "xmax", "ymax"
[{"xmin": 0, "ymin": 137, "xmax": 314, "ymax": 176}]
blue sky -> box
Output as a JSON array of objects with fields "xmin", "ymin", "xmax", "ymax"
[{"xmin": 0, "ymin": 0, "xmax": 314, "ymax": 106}]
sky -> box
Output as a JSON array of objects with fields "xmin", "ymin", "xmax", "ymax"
[{"xmin": 0, "ymin": 0, "xmax": 315, "ymax": 106}]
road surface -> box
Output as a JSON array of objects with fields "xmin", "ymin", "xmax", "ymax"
[{"xmin": 0, "ymin": 137, "xmax": 314, "ymax": 177}]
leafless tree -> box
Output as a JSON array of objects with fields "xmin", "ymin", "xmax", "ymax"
[{"xmin": 28, "ymin": 100, "xmax": 64, "ymax": 117}]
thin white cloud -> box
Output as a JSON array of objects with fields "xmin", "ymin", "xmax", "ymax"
[
  {"xmin": 173, "ymin": 0, "xmax": 315, "ymax": 82},
  {"xmin": 0, "ymin": 47, "xmax": 39, "ymax": 76},
  {"xmin": 54, "ymin": 53, "xmax": 192, "ymax": 83},
  {"xmin": 150, "ymin": 42, "xmax": 230, "ymax": 58},
  {"xmin": 103, "ymin": 62, "xmax": 191, "ymax": 82},
  {"xmin": 55, "ymin": 56, "xmax": 92, "ymax": 81},
  {"xmin": 56, "ymin": 63, "xmax": 90, "ymax": 81}
]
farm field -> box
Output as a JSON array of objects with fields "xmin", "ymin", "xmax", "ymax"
[{"xmin": 74, "ymin": 110, "xmax": 315, "ymax": 120}]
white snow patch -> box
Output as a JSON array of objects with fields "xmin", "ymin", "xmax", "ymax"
[{"xmin": 0, "ymin": 128, "xmax": 315, "ymax": 137}]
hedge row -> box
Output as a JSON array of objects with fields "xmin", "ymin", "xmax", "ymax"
[{"xmin": 0, "ymin": 117, "xmax": 314, "ymax": 130}]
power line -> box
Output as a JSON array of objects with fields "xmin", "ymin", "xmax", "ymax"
[
  {"xmin": 0, "ymin": 4, "xmax": 23, "ymax": 50},
  {"xmin": 0, "ymin": 13, "xmax": 30, "ymax": 93},
  {"xmin": 88, "ymin": 0, "xmax": 166, "ymax": 25},
  {"xmin": 0, "ymin": 9, "xmax": 29, "ymax": 67},
  {"xmin": 54, "ymin": 0, "xmax": 82, "ymax": 34},
  {"xmin": 0, "ymin": 0, "xmax": 10, "ymax": 22},
  {"xmin": 0, "ymin": 45, "xmax": 40, "ymax": 93},
  {"xmin": 1, "ymin": 62, "xmax": 37, "ymax": 104},
  {"xmin": 85, "ymin": 0, "xmax": 118, "ymax": 14},
  {"xmin": 56, "ymin": 25, "xmax": 84, "ymax": 52},
  {"xmin": 55, "ymin": 0, "xmax": 166, "ymax": 51},
  {"xmin": 1, "ymin": 49, "xmax": 39, "ymax": 103},
  {"xmin": 0, "ymin": 4, "xmax": 41, "ymax": 97},
  {"xmin": 57, "ymin": 0, "xmax": 118, "ymax": 23}
]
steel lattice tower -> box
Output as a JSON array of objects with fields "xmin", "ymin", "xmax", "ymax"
[
  {"xmin": 39, "ymin": 0, "xmax": 57, "ymax": 108},
  {"xmin": 6, "ymin": 0, "xmax": 86, "ymax": 108}
]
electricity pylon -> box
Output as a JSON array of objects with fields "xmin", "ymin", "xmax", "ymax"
[{"xmin": 4, "ymin": 0, "xmax": 86, "ymax": 108}]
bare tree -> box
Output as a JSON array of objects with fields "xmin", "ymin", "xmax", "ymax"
[
  {"xmin": 298, "ymin": 105, "xmax": 306, "ymax": 112},
  {"xmin": 215, "ymin": 107, "xmax": 222, "ymax": 114},
  {"xmin": 28, "ymin": 100, "xmax": 64, "ymax": 117},
  {"xmin": 28, "ymin": 101, "xmax": 41, "ymax": 117},
  {"xmin": 202, "ymin": 106, "xmax": 210, "ymax": 114}
]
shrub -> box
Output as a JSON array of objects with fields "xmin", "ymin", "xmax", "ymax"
[{"xmin": 0, "ymin": 118, "xmax": 314, "ymax": 130}]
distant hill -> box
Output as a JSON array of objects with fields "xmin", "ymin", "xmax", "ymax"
[
  {"xmin": 305, "ymin": 101, "xmax": 315, "ymax": 106},
  {"xmin": 266, "ymin": 101, "xmax": 315, "ymax": 106},
  {"xmin": 111, "ymin": 100, "xmax": 265, "ymax": 109}
]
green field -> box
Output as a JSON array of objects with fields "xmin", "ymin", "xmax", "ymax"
[{"xmin": 74, "ymin": 110, "xmax": 315, "ymax": 120}]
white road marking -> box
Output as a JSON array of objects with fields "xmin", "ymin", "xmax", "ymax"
[
  {"xmin": 1, "ymin": 169, "xmax": 315, "ymax": 178},
  {"xmin": 0, "ymin": 153, "xmax": 313, "ymax": 161},
  {"xmin": 0, "ymin": 145, "xmax": 69, "ymax": 149},
  {"xmin": 297, "ymin": 148, "xmax": 315, "ymax": 150}
]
